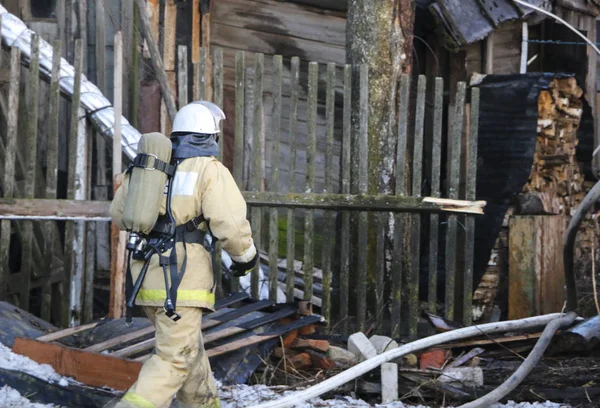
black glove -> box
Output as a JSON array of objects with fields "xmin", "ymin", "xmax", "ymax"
[{"xmin": 230, "ymin": 247, "xmax": 259, "ymax": 277}]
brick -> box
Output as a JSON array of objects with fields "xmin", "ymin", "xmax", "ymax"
[
  {"xmin": 286, "ymin": 352, "xmax": 312, "ymax": 370},
  {"xmin": 308, "ymin": 352, "xmax": 337, "ymax": 370},
  {"xmin": 282, "ymin": 329, "xmax": 299, "ymax": 348},
  {"xmin": 291, "ymin": 339, "xmax": 330, "ymax": 353},
  {"xmin": 348, "ymin": 332, "xmax": 377, "ymax": 361},
  {"xmin": 299, "ymin": 324, "xmax": 316, "ymax": 335},
  {"xmin": 419, "ymin": 348, "xmax": 447, "ymax": 370}
]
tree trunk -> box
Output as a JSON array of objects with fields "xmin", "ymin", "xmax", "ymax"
[{"xmin": 346, "ymin": 0, "xmax": 415, "ymax": 331}]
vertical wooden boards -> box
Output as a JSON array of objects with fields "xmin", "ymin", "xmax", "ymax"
[
  {"xmin": 109, "ymin": 32, "xmax": 126, "ymax": 320},
  {"xmin": 196, "ymin": 47, "xmax": 207, "ymax": 100},
  {"xmin": 508, "ymin": 216, "xmax": 567, "ymax": 319},
  {"xmin": 463, "ymin": 87, "xmax": 480, "ymax": 326},
  {"xmin": 213, "ymin": 47, "xmax": 224, "ymax": 297},
  {"xmin": 408, "ymin": 75, "xmax": 426, "ymax": 339},
  {"xmin": 322, "ymin": 62, "xmax": 335, "ymax": 327},
  {"xmin": 160, "ymin": 0, "xmax": 177, "ymax": 134},
  {"xmin": 445, "ymin": 82, "xmax": 466, "ymax": 321},
  {"xmin": 269, "ymin": 55, "xmax": 283, "ymax": 301},
  {"xmin": 192, "ymin": 0, "xmax": 201, "ymax": 64},
  {"xmin": 303, "ymin": 62, "xmax": 318, "ymax": 302},
  {"xmin": 428, "ymin": 78, "xmax": 444, "ymax": 314},
  {"xmin": 42, "ymin": 40, "xmax": 63, "ymax": 322},
  {"xmin": 0, "ymin": 47, "xmax": 21, "ymax": 301},
  {"xmin": 66, "ymin": 40, "xmax": 88, "ymax": 327},
  {"xmin": 286, "ymin": 57, "xmax": 300, "ymax": 303},
  {"xmin": 250, "ymin": 53, "xmax": 264, "ymax": 299},
  {"xmin": 392, "ymin": 74, "xmax": 410, "ymax": 338},
  {"xmin": 356, "ymin": 64, "xmax": 369, "ymax": 332},
  {"xmin": 177, "ymin": 45, "xmax": 188, "ymax": 108}
]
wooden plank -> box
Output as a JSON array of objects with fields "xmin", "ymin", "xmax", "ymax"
[
  {"xmin": 0, "ymin": 47, "xmax": 20, "ymax": 300},
  {"xmin": 211, "ymin": 23, "xmax": 345, "ymax": 66},
  {"xmin": 322, "ymin": 62, "xmax": 335, "ymax": 327},
  {"xmin": 42, "ymin": 40, "xmax": 63, "ymax": 322},
  {"xmin": 463, "ymin": 87, "xmax": 480, "ymax": 326},
  {"xmin": 392, "ymin": 74, "xmax": 410, "ymax": 338},
  {"xmin": 212, "ymin": 0, "xmax": 346, "ymax": 47},
  {"xmin": 201, "ymin": 2, "xmax": 212, "ymax": 100},
  {"xmin": 286, "ymin": 57, "xmax": 300, "ymax": 303},
  {"xmin": 163, "ymin": 0, "xmax": 177, "ymax": 72},
  {"xmin": 109, "ymin": 32, "xmax": 126, "ymax": 320},
  {"xmin": 20, "ymin": 35, "xmax": 41, "ymax": 310},
  {"xmin": 303, "ymin": 62, "xmax": 318, "ymax": 302},
  {"xmin": 66, "ymin": 39, "xmax": 88, "ymax": 327},
  {"xmin": 445, "ymin": 82, "xmax": 466, "ymax": 322},
  {"xmin": 84, "ymin": 326, "xmax": 156, "ymax": 353},
  {"xmin": 37, "ymin": 322, "xmax": 100, "ymax": 342},
  {"xmin": 178, "ymin": 45, "xmax": 188, "ymax": 108},
  {"xmin": 196, "ymin": 47, "xmax": 208, "ymax": 100},
  {"xmin": 214, "ymin": 47, "xmax": 224, "ymax": 158},
  {"xmin": 192, "ymin": 0, "xmax": 201, "ymax": 63},
  {"xmin": 12, "ymin": 338, "xmax": 142, "ymax": 391},
  {"xmin": 428, "ymin": 78, "xmax": 444, "ymax": 314},
  {"xmin": 409, "ymin": 75, "xmax": 426, "ymax": 339},
  {"xmin": 251, "ymin": 53, "xmax": 265, "ymax": 299},
  {"xmin": 508, "ymin": 216, "xmax": 567, "ymax": 319},
  {"xmin": 339, "ymin": 64, "xmax": 351, "ymax": 335},
  {"xmin": 269, "ymin": 55, "xmax": 283, "ymax": 301},
  {"xmin": 356, "ymin": 64, "xmax": 369, "ymax": 332}
]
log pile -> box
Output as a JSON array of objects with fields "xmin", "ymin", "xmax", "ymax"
[{"xmin": 473, "ymin": 77, "xmax": 598, "ymax": 322}]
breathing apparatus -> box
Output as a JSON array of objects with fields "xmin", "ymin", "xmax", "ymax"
[{"xmin": 116, "ymin": 101, "xmax": 226, "ymax": 326}]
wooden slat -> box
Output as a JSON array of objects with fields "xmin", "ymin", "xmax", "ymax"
[
  {"xmin": 428, "ymin": 78, "xmax": 444, "ymax": 314},
  {"xmin": 214, "ymin": 47, "xmax": 224, "ymax": 159},
  {"xmin": 251, "ymin": 53, "xmax": 265, "ymax": 299},
  {"xmin": 408, "ymin": 75, "xmax": 426, "ymax": 339},
  {"xmin": 109, "ymin": 32, "xmax": 126, "ymax": 320},
  {"xmin": 286, "ymin": 57, "xmax": 300, "ymax": 303},
  {"xmin": 303, "ymin": 62, "xmax": 318, "ymax": 302},
  {"xmin": 84, "ymin": 326, "xmax": 155, "ymax": 353},
  {"xmin": 356, "ymin": 64, "xmax": 369, "ymax": 332},
  {"xmin": 339, "ymin": 64, "xmax": 351, "ymax": 335},
  {"xmin": 322, "ymin": 62, "xmax": 335, "ymax": 327},
  {"xmin": 12, "ymin": 338, "xmax": 142, "ymax": 391},
  {"xmin": 20, "ymin": 35, "xmax": 41, "ymax": 310},
  {"xmin": 392, "ymin": 74, "xmax": 410, "ymax": 338},
  {"xmin": 463, "ymin": 87, "xmax": 480, "ymax": 326},
  {"xmin": 196, "ymin": 47, "xmax": 207, "ymax": 100},
  {"xmin": 178, "ymin": 45, "xmax": 188, "ymax": 108},
  {"xmin": 0, "ymin": 47, "xmax": 20, "ymax": 300},
  {"xmin": 37, "ymin": 322, "xmax": 100, "ymax": 342},
  {"xmin": 42, "ymin": 40, "xmax": 63, "ymax": 322},
  {"xmin": 163, "ymin": 0, "xmax": 177, "ymax": 71},
  {"xmin": 192, "ymin": 0, "xmax": 201, "ymax": 63},
  {"xmin": 269, "ymin": 55, "xmax": 283, "ymax": 301},
  {"xmin": 445, "ymin": 82, "xmax": 466, "ymax": 322}
]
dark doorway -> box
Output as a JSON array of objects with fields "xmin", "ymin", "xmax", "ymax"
[{"xmin": 30, "ymin": 0, "xmax": 57, "ymax": 19}]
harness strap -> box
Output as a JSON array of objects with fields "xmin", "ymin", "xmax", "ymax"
[{"xmin": 126, "ymin": 153, "xmax": 176, "ymax": 177}]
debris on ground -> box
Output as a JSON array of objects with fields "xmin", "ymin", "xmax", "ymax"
[{"xmin": 0, "ymin": 385, "xmax": 58, "ymax": 408}]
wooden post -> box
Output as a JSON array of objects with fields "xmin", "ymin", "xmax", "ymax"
[
  {"xmin": 286, "ymin": 57, "xmax": 300, "ymax": 303},
  {"xmin": 109, "ymin": 32, "xmax": 126, "ymax": 320},
  {"xmin": 0, "ymin": 47, "xmax": 21, "ymax": 301},
  {"xmin": 392, "ymin": 74, "xmax": 410, "ymax": 338},
  {"xmin": 322, "ymin": 62, "xmax": 335, "ymax": 327},
  {"xmin": 250, "ymin": 54, "xmax": 264, "ymax": 299},
  {"xmin": 66, "ymin": 40, "xmax": 88, "ymax": 327},
  {"xmin": 356, "ymin": 64, "xmax": 369, "ymax": 332},
  {"xmin": 428, "ymin": 78, "xmax": 444, "ymax": 314},
  {"xmin": 339, "ymin": 64, "xmax": 352, "ymax": 334},
  {"xmin": 408, "ymin": 75, "xmax": 426, "ymax": 339},
  {"xmin": 509, "ymin": 216, "xmax": 567, "ymax": 319},
  {"xmin": 20, "ymin": 35, "xmax": 41, "ymax": 311},
  {"xmin": 268, "ymin": 55, "xmax": 283, "ymax": 301},
  {"xmin": 42, "ymin": 40, "xmax": 63, "ymax": 323}
]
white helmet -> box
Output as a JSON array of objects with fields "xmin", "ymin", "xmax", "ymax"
[{"xmin": 171, "ymin": 101, "xmax": 226, "ymax": 135}]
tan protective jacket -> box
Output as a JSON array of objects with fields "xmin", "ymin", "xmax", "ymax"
[{"xmin": 110, "ymin": 156, "xmax": 256, "ymax": 311}]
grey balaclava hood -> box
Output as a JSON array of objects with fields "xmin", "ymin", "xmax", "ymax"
[{"xmin": 171, "ymin": 133, "xmax": 219, "ymax": 160}]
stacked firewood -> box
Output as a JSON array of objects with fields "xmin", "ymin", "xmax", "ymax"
[{"xmin": 474, "ymin": 77, "xmax": 598, "ymax": 322}]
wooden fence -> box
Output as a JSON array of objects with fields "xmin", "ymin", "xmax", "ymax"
[{"xmin": 0, "ymin": 32, "xmax": 482, "ymax": 338}]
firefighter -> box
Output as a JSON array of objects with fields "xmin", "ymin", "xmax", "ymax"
[{"xmin": 110, "ymin": 101, "xmax": 258, "ymax": 408}]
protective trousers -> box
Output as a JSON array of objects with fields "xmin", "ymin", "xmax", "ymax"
[{"xmin": 114, "ymin": 307, "xmax": 220, "ymax": 408}]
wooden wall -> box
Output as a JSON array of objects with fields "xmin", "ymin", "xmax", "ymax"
[{"xmin": 211, "ymin": 0, "xmax": 346, "ymax": 194}]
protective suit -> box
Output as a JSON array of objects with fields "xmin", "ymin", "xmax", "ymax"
[{"xmin": 111, "ymin": 101, "xmax": 257, "ymax": 408}]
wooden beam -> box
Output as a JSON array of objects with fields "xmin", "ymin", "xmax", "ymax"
[
  {"xmin": 12, "ymin": 338, "xmax": 142, "ymax": 391},
  {"xmin": 0, "ymin": 194, "xmax": 486, "ymax": 220},
  {"xmin": 192, "ymin": 0, "xmax": 201, "ymax": 63},
  {"xmin": 37, "ymin": 322, "xmax": 100, "ymax": 342}
]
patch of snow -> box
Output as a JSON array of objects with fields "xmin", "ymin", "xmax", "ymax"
[
  {"xmin": 0, "ymin": 386, "xmax": 58, "ymax": 408},
  {"xmin": 0, "ymin": 344, "xmax": 71, "ymax": 385}
]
